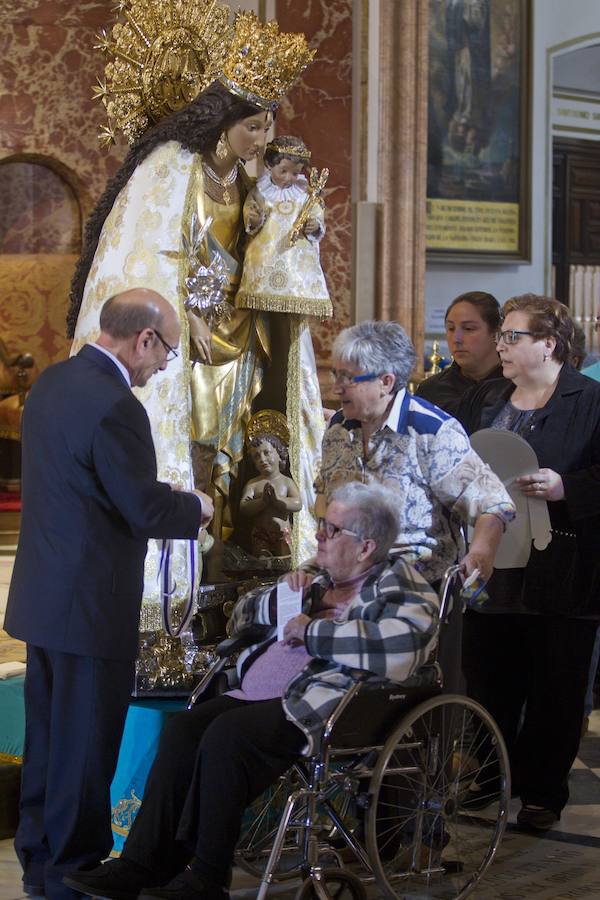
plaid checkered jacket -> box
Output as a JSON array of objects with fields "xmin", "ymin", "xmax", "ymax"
[{"xmin": 229, "ymin": 556, "xmax": 439, "ymax": 755}]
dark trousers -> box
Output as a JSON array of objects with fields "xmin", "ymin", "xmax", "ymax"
[
  {"xmin": 17, "ymin": 645, "xmax": 134, "ymax": 900},
  {"xmin": 123, "ymin": 696, "xmax": 305, "ymax": 888},
  {"xmin": 462, "ymin": 611, "xmax": 598, "ymax": 815}
]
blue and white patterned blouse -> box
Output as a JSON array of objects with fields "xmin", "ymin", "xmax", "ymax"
[{"xmin": 316, "ymin": 389, "xmax": 515, "ymax": 585}]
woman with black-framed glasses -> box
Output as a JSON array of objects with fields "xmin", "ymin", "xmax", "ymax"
[{"xmin": 458, "ymin": 293, "xmax": 600, "ymax": 832}]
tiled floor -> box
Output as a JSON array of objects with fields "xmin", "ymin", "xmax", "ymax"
[{"xmin": 2, "ymin": 711, "xmax": 600, "ymax": 899}]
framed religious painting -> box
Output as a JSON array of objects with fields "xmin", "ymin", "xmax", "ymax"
[{"xmin": 426, "ymin": 0, "xmax": 531, "ymax": 261}]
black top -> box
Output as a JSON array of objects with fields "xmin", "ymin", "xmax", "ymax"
[
  {"xmin": 415, "ymin": 361, "xmax": 505, "ymax": 417},
  {"xmin": 457, "ymin": 364, "xmax": 600, "ymax": 618}
]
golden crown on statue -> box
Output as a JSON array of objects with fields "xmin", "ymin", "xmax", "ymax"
[
  {"xmin": 245, "ymin": 409, "xmax": 290, "ymax": 449},
  {"xmin": 218, "ymin": 11, "xmax": 315, "ymax": 111},
  {"xmin": 265, "ymin": 138, "xmax": 311, "ymax": 161},
  {"xmin": 93, "ymin": 2, "xmax": 314, "ymax": 147}
]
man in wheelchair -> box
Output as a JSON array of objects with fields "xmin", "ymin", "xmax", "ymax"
[{"xmin": 65, "ymin": 482, "xmax": 439, "ymax": 900}]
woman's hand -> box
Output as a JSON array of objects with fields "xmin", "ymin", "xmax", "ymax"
[
  {"xmin": 461, "ymin": 512, "xmax": 505, "ymax": 583},
  {"xmin": 460, "ymin": 550, "xmax": 494, "ymax": 584},
  {"xmin": 282, "ymin": 570, "xmax": 314, "ymax": 592},
  {"xmin": 517, "ymin": 468, "xmax": 565, "ymax": 502},
  {"xmin": 283, "ymin": 613, "xmax": 311, "ymax": 646},
  {"xmin": 187, "ymin": 309, "xmax": 212, "ymax": 364},
  {"xmin": 246, "ymin": 200, "xmax": 263, "ymax": 232}
]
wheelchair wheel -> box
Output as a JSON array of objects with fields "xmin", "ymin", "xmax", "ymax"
[
  {"xmin": 365, "ymin": 694, "xmax": 510, "ymax": 899},
  {"xmin": 294, "ymin": 868, "xmax": 368, "ymax": 899}
]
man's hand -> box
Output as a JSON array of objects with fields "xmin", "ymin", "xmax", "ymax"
[
  {"xmin": 191, "ymin": 489, "xmax": 214, "ymax": 526},
  {"xmin": 246, "ymin": 200, "xmax": 263, "ymax": 231},
  {"xmin": 282, "ymin": 570, "xmax": 314, "ymax": 592},
  {"xmin": 283, "ymin": 613, "xmax": 311, "ymax": 646},
  {"xmin": 187, "ymin": 309, "xmax": 212, "ymax": 364}
]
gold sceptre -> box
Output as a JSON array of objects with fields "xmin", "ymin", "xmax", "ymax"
[{"xmin": 288, "ymin": 166, "xmax": 329, "ymax": 246}]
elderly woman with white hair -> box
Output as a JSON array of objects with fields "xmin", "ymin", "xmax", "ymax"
[
  {"xmin": 316, "ymin": 320, "xmax": 515, "ymax": 592},
  {"xmin": 65, "ymin": 480, "xmax": 437, "ymax": 900}
]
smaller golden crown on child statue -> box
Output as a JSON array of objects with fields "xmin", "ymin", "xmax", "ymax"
[{"xmin": 245, "ymin": 410, "xmax": 290, "ymax": 449}]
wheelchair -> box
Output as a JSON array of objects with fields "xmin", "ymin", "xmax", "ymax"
[{"xmin": 187, "ymin": 565, "xmax": 510, "ymax": 899}]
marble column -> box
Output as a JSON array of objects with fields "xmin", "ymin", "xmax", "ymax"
[{"xmin": 377, "ymin": 0, "xmax": 428, "ymax": 361}]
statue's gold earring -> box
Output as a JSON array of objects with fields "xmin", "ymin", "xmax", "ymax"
[{"xmin": 216, "ymin": 132, "xmax": 229, "ymax": 160}]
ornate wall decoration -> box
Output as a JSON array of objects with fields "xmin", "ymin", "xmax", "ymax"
[{"xmin": 0, "ymin": 254, "xmax": 76, "ymax": 372}]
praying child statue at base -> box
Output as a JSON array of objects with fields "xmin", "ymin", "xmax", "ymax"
[
  {"xmin": 235, "ymin": 135, "xmax": 331, "ymax": 319},
  {"xmin": 240, "ymin": 411, "xmax": 301, "ymax": 558}
]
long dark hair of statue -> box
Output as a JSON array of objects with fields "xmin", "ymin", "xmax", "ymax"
[{"xmin": 67, "ymin": 81, "xmax": 261, "ymax": 337}]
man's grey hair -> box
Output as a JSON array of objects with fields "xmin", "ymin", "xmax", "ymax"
[
  {"xmin": 330, "ymin": 481, "xmax": 399, "ymax": 562},
  {"xmin": 99, "ymin": 295, "xmax": 164, "ymax": 340},
  {"xmin": 332, "ymin": 320, "xmax": 417, "ymax": 393}
]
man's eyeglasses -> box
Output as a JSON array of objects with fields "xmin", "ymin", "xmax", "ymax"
[
  {"xmin": 329, "ymin": 369, "xmax": 381, "ymax": 387},
  {"xmin": 317, "ymin": 517, "xmax": 361, "ymax": 540},
  {"xmin": 152, "ymin": 329, "xmax": 178, "ymax": 362},
  {"xmin": 495, "ymin": 329, "xmax": 533, "ymax": 346}
]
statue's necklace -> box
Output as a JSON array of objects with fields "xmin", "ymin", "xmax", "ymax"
[{"xmin": 202, "ymin": 160, "xmax": 238, "ymax": 206}]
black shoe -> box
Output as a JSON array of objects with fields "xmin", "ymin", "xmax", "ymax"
[
  {"xmin": 63, "ymin": 858, "xmax": 156, "ymax": 900},
  {"xmin": 516, "ymin": 805, "xmax": 559, "ymax": 832},
  {"xmin": 139, "ymin": 868, "xmax": 228, "ymax": 900}
]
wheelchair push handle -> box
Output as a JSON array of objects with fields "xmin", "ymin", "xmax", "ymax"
[{"xmin": 438, "ymin": 563, "xmax": 464, "ymax": 624}]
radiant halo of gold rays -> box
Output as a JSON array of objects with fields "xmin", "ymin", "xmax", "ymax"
[{"xmin": 93, "ymin": 0, "xmax": 231, "ymax": 146}]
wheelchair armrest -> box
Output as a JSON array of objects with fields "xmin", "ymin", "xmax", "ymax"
[
  {"xmin": 438, "ymin": 563, "xmax": 464, "ymax": 625},
  {"xmin": 187, "ymin": 626, "xmax": 271, "ymax": 710}
]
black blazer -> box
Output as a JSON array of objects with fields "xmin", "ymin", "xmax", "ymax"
[
  {"xmin": 458, "ymin": 363, "xmax": 600, "ymax": 617},
  {"xmin": 4, "ymin": 345, "xmax": 204, "ymax": 660}
]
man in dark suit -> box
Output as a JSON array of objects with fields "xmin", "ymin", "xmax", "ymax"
[{"xmin": 3, "ymin": 288, "xmax": 213, "ymax": 900}]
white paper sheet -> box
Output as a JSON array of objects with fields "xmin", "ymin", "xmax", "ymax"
[{"xmin": 276, "ymin": 582, "xmax": 303, "ymax": 642}]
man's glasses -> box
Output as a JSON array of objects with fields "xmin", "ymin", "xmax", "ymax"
[
  {"xmin": 495, "ymin": 329, "xmax": 533, "ymax": 346},
  {"xmin": 317, "ymin": 517, "xmax": 361, "ymax": 540},
  {"xmin": 153, "ymin": 329, "xmax": 178, "ymax": 362},
  {"xmin": 329, "ymin": 369, "xmax": 381, "ymax": 387}
]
